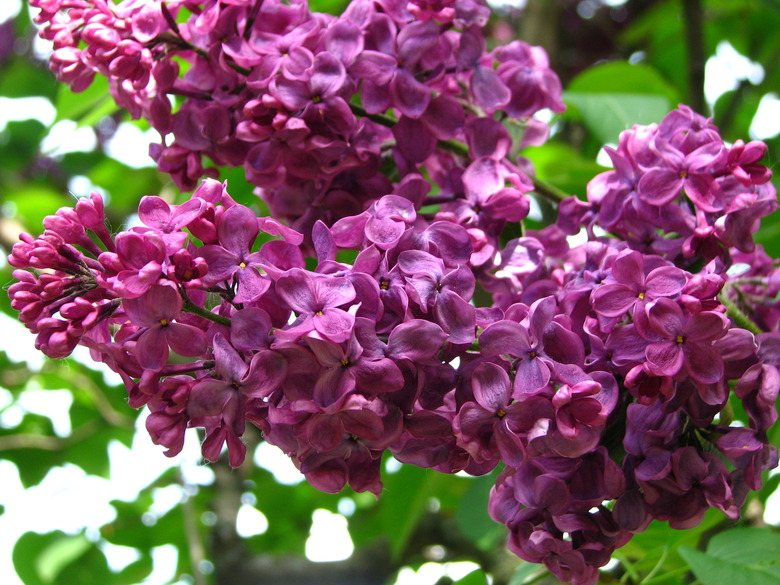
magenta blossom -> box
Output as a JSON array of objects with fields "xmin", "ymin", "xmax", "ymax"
[
  {"xmin": 122, "ymin": 284, "xmax": 207, "ymax": 371},
  {"xmin": 198, "ymin": 203, "xmax": 271, "ymax": 303},
  {"xmin": 455, "ymin": 361, "xmax": 553, "ymax": 467}
]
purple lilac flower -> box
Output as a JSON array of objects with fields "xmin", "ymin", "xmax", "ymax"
[
  {"xmin": 636, "ymin": 297, "xmax": 727, "ymax": 386},
  {"xmin": 188, "ymin": 333, "xmax": 287, "ymax": 466},
  {"xmin": 122, "ymin": 284, "xmax": 207, "ymax": 371},
  {"xmin": 16, "ymin": 5, "xmax": 780, "ymax": 583},
  {"xmin": 591, "ymin": 250, "xmax": 687, "ymax": 319},
  {"xmin": 454, "ymin": 361, "xmax": 553, "ymax": 466},
  {"xmin": 275, "ymin": 267, "xmax": 356, "ymax": 343}
]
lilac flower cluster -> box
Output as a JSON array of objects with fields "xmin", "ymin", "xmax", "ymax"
[
  {"xmin": 16, "ymin": 0, "xmax": 780, "ymax": 583},
  {"xmin": 9, "ymin": 123, "xmax": 779, "ymax": 582},
  {"xmin": 31, "ymin": 0, "xmax": 561, "ymax": 237},
  {"xmin": 574, "ymin": 105, "xmax": 776, "ymax": 264}
]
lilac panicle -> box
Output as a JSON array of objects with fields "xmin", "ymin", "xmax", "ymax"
[{"xmin": 14, "ymin": 2, "xmax": 780, "ymax": 583}]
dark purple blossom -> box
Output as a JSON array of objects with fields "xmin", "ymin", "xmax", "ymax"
[
  {"xmin": 188, "ymin": 333, "xmax": 287, "ymax": 466},
  {"xmin": 592, "ymin": 250, "xmax": 687, "ymax": 319},
  {"xmin": 637, "ymin": 298, "xmax": 727, "ymax": 386},
  {"xmin": 14, "ymin": 6, "xmax": 780, "ymax": 583},
  {"xmin": 479, "ymin": 297, "xmax": 586, "ymax": 394},
  {"xmin": 455, "ymin": 361, "xmax": 553, "ymax": 466},
  {"xmin": 275, "ymin": 268, "xmax": 356, "ymax": 343},
  {"xmin": 398, "ymin": 249, "xmax": 477, "ymax": 344}
]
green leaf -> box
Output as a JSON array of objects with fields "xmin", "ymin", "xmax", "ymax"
[
  {"xmin": 12, "ymin": 531, "xmax": 95, "ymax": 585},
  {"xmin": 102, "ymin": 487, "xmax": 191, "ymax": 553},
  {"xmin": 678, "ymin": 527, "xmax": 780, "ymax": 585},
  {"xmin": 0, "ymin": 351, "xmax": 35, "ymax": 393},
  {"xmin": 65, "ymin": 425, "xmax": 127, "ymax": 478},
  {"xmin": 619, "ymin": 508, "xmax": 723, "ymax": 576},
  {"xmin": 567, "ymin": 61, "xmax": 679, "ymax": 104},
  {"xmin": 758, "ymin": 473, "xmax": 780, "ymax": 506},
  {"xmin": 87, "ymin": 158, "xmax": 166, "ymax": 214},
  {"xmin": 219, "ymin": 164, "xmax": 268, "ymax": 208},
  {"xmin": 706, "ymin": 527, "xmax": 780, "ymax": 568},
  {"xmin": 53, "ymin": 541, "xmax": 113, "ymax": 585},
  {"xmin": 455, "ymin": 470, "xmax": 502, "ymax": 550},
  {"xmin": 308, "ymin": 0, "xmax": 351, "ymax": 15},
  {"xmin": 564, "ymin": 92, "xmax": 671, "ymax": 146},
  {"xmin": 562, "ymin": 60, "xmax": 674, "ymax": 154},
  {"xmin": 523, "ymin": 142, "xmax": 608, "ymax": 199},
  {"xmin": 452, "ymin": 569, "xmax": 489, "ymax": 585},
  {"xmin": 0, "ymin": 58, "xmax": 58, "ymax": 100},
  {"xmin": 617, "ymin": 2, "xmax": 687, "ymax": 96},
  {"xmin": 244, "ymin": 467, "xmax": 340, "ymax": 555},
  {"xmin": 113, "ymin": 554, "xmax": 154, "ymax": 585},
  {"xmin": 36, "ymin": 534, "xmax": 92, "ymax": 583},
  {"xmin": 0, "ymin": 119, "xmax": 48, "ymax": 169},
  {"xmin": 379, "ymin": 464, "xmax": 437, "ymax": 559},
  {"xmin": 509, "ymin": 561, "xmax": 548, "ymax": 585},
  {"xmin": 55, "ymin": 76, "xmax": 115, "ymax": 127},
  {"xmin": 754, "ymin": 211, "xmax": 780, "ymax": 259},
  {"xmin": 5, "ymin": 183, "xmax": 68, "ymax": 231},
  {"xmin": 13, "ymin": 532, "xmax": 55, "ymax": 585}
]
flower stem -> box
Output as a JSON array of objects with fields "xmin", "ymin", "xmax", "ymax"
[
  {"xmin": 181, "ymin": 294, "xmax": 232, "ymax": 327},
  {"xmin": 348, "ymin": 104, "xmax": 573, "ymax": 203},
  {"xmin": 719, "ymin": 284, "xmax": 762, "ymax": 335},
  {"xmin": 529, "ymin": 175, "xmax": 570, "ymax": 203},
  {"xmin": 349, "ymin": 103, "xmax": 397, "ymax": 127}
]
